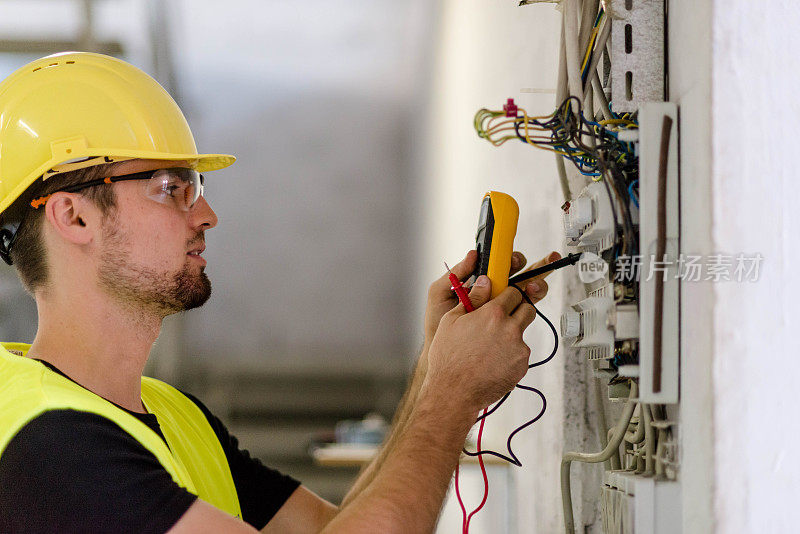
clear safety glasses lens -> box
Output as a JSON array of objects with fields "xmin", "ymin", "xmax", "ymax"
[{"xmin": 143, "ymin": 168, "xmax": 204, "ymax": 211}]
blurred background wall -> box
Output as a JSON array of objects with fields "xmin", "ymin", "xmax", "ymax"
[{"xmin": 0, "ymin": 0, "xmax": 436, "ymax": 503}]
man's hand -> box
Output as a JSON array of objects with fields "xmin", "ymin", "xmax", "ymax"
[
  {"xmin": 424, "ymin": 277, "xmax": 537, "ymax": 413},
  {"xmin": 512, "ymin": 250, "xmax": 561, "ymax": 304},
  {"xmin": 423, "ymin": 250, "xmax": 560, "ymax": 351},
  {"xmin": 423, "ymin": 250, "xmax": 530, "ymax": 351}
]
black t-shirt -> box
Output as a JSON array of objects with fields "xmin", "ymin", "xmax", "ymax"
[{"xmin": 0, "ymin": 361, "xmax": 301, "ymax": 533}]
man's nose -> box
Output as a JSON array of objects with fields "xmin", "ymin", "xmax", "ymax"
[{"xmin": 188, "ymin": 195, "xmax": 218, "ymax": 230}]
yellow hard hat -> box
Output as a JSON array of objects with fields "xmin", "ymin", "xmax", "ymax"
[{"xmin": 0, "ymin": 51, "xmax": 235, "ymax": 216}]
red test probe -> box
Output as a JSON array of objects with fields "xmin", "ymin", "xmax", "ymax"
[{"xmin": 445, "ymin": 262, "xmax": 475, "ymax": 313}]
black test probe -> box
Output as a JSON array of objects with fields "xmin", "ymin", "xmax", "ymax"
[{"xmin": 508, "ymin": 252, "xmax": 583, "ymax": 286}]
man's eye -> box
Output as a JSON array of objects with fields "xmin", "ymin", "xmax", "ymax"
[{"xmin": 162, "ymin": 182, "xmax": 183, "ymax": 197}]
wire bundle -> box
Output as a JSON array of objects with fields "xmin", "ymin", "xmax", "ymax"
[{"xmin": 474, "ymin": 96, "xmax": 637, "ymax": 178}]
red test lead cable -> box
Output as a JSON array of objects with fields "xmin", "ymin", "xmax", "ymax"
[{"xmin": 444, "ymin": 262, "xmax": 485, "ymax": 533}]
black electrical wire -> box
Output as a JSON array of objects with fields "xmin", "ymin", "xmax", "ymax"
[
  {"xmin": 508, "ymin": 96, "xmax": 636, "ymax": 181},
  {"xmin": 463, "ymin": 386, "xmax": 546, "ymax": 467},
  {"xmin": 462, "ymin": 286, "xmax": 558, "ymax": 466}
]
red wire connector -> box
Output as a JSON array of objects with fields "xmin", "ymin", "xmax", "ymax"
[
  {"xmin": 445, "ymin": 262, "xmax": 474, "ymax": 312},
  {"xmin": 503, "ymin": 98, "xmax": 518, "ymax": 118}
]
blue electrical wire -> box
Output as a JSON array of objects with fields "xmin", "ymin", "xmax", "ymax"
[{"xmin": 628, "ymin": 179, "xmax": 639, "ymax": 208}]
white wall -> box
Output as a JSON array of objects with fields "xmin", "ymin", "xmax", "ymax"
[{"xmin": 711, "ymin": 2, "xmax": 800, "ymax": 532}]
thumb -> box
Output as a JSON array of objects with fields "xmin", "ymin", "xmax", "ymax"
[{"xmin": 467, "ymin": 275, "xmax": 492, "ymax": 309}]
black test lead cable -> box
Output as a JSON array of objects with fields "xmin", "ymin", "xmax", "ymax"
[{"xmin": 462, "ymin": 253, "xmax": 581, "ymax": 466}]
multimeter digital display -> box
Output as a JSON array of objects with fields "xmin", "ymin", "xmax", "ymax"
[
  {"xmin": 472, "ymin": 191, "xmax": 519, "ymax": 299},
  {"xmin": 474, "ymin": 196, "xmax": 494, "ymax": 279}
]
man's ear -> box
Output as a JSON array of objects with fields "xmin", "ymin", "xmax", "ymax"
[{"xmin": 43, "ymin": 192, "xmax": 99, "ymax": 246}]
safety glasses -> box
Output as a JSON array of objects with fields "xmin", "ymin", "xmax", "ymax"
[{"xmin": 30, "ymin": 167, "xmax": 205, "ymax": 212}]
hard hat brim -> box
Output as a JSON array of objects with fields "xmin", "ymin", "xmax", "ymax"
[{"xmin": 43, "ymin": 151, "xmax": 236, "ymax": 175}]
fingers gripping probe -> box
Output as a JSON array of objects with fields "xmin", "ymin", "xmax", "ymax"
[{"xmin": 445, "ymin": 252, "xmax": 583, "ymax": 315}]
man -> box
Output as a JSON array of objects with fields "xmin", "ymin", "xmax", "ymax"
[{"xmin": 0, "ymin": 52, "xmax": 557, "ymax": 533}]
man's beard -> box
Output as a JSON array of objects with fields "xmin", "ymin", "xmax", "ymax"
[{"xmin": 97, "ymin": 221, "xmax": 212, "ymax": 316}]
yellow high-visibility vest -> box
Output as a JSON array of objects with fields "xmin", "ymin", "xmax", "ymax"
[{"xmin": 0, "ymin": 342, "xmax": 242, "ymax": 520}]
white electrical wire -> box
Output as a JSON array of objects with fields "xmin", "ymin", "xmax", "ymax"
[
  {"xmin": 555, "ymin": 18, "xmax": 572, "ymax": 202},
  {"xmin": 581, "ymin": 14, "xmax": 612, "ymax": 96},
  {"xmin": 578, "ymin": 0, "xmax": 601, "ymax": 58},
  {"xmin": 655, "ymin": 429, "xmax": 665, "ymax": 476},
  {"xmin": 649, "ymin": 404, "xmax": 670, "ymax": 476},
  {"xmin": 583, "ymin": 81, "xmax": 595, "ymax": 147},
  {"xmin": 635, "ymin": 444, "xmax": 645, "ymax": 473},
  {"xmin": 561, "ymin": 382, "xmax": 638, "ymax": 534},
  {"xmin": 556, "ymin": 16, "xmax": 569, "ymax": 111},
  {"xmin": 607, "ymin": 427, "xmax": 621, "ymax": 470},
  {"xmin": 563, "ymin": 0, "xmax": 585, "ymax": 104},
  {"xmin": 623, "ymin": 405, "xmax": 645, "ymax": 444},
  {"xmin": 580, "ymin": 11, "xmax": 612, "ymax": 122},
  {"xmin": 592, "ymin": 72, "xmax": 614, "ymax": 121},
  {"xmin": 643, "ymin": 404, "xmax": 655, "ymax": 475},
  {"xmin": 592, "ymin": 377, "xmax": 611, "ymax": 470}
]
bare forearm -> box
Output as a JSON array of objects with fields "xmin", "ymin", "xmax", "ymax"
[
  {"xmin": 323, "ymin": 390, "xmax": 473, "ymax": 533},
  {"xmin": 341, "ymin": 347, "xmax": 429, "ymax": 506},
  {"xmin": 329, "ymin": 259, "xmax": 540, "ymax": 532}
]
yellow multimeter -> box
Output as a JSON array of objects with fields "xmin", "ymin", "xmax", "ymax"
[{"xmin": 473, "ymin": 191, "xmax": 519, "ymax": 299}]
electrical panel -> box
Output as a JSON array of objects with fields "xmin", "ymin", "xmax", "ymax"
[
  {"xmin": 557, "ymin": 3, "xmax": 679, "ymax": 534},
  {"xmin": 559, "ymin": 106, "xmax": 680, "ymax": 534}
]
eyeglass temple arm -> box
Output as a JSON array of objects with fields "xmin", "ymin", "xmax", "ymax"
[{"xmin": 29, "ymin": 172, "xmax": 154, "ymax": 209}]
